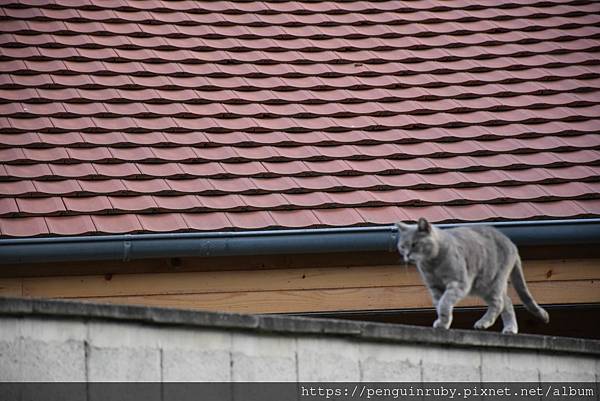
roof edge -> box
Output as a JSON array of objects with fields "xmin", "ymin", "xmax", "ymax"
[
  {"xmin": 1, "ymin": 218, "xmax": 600, "ymax": 265},
  {"xmin": 1, "ymin": 297, "xmax": 598, "ymax": 356}
]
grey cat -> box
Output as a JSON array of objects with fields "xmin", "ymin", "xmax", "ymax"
[{"xmin": 395, "ymin": 217, "xmax": 549, "ymax": 334}]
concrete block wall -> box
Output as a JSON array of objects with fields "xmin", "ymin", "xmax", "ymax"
[{"xmin": 0, "ymin": 299, "xmax": 598, "ymax": 382}]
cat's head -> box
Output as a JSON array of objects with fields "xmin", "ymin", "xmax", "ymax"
[{"xmin": 395, "ymin": 217, "xmax": 440, "ymax": 263}]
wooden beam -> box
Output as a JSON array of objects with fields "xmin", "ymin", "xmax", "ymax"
[
  {"xmin": 522, "ymin": 258, "xmax": 600, "ymax": 281},
  {"xmin": 0, "ymin": 278, "xmax": 21, "ymax": 297},
  {"xmin": 81, "ymin": 286, "xmax": 433, "ymax": 314},
  {"xmin": 0, "ymin": 251, "xmax": 399, "ymax": 278},
  {"xmin": 7, "ymin": 258, "xmax": 599, "ymax": 299},
  {"xmin": 2, "ymin": 258, "xmax": 598, "ymax": 315},
  {"xmin": 18, "ymin": 265, "xmax": 417, "ymax": 298},
  {"xmin": 75, "ymin": 280, "xmax": 600, "ymax": 314}
]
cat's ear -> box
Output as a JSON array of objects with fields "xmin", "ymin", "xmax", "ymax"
[
  {"xmin": 395, "ymin": 222, "xmax": 411, "ymax": 232},
  {"xmin": 417, "ymin": 217, "xmax": 431, "ymax": 233}
]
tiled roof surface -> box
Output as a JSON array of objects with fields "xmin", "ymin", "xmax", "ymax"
[{"xmin": 1, "ymin": 0, "xmax": 600, "ymax": 237}]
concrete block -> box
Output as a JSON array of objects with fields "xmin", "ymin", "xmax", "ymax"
[
  {"xmin": 0, "ymin": 340, "xmax": 22, "ymax": 381},
  {"xmin": 537, "ymin": 354, "xmax": 597, "ymax": 382},
  {"xmin": 87, "ymin": 345, "xmax": 161, "ymax": 382},
  {"xmin": 86, "ymin": 319, "xmax": 162, "ymax": 383},
  {"xmin": 0, "ymin": 317, "xmax": 19, "ymax": 341},
  {"xmin": 157, "ymin": 326, "xmax": 231, "ymax": 351},
  {"xmin": 420, "ymin": 345, "xmax": 480, "ymax": 382},
  {"xmin": 162, "ymin": 348, "xmax": 230, "ymax": 381},
  {"xmin": 231, "ymin": 332, "xmax": 296, "ymax": 381},
  {"xmin": 359, "ymin": 342, "xmax": 421, "ymax": 381},
  {"xmin": 296, "ymin": 336, "xmax": 360, "ymax": 382},
  {"xmin": 481, "ymin": 349, "xmax": 539, "ymax": 382},
  {"xmin": 3, "ymin": 339, "xmax": 86, "ymax": 381},
  {"xmin": 0, "ymin": 317, "xmax": 86, "ymax": 381},
  {"xmin": 160, "ymin": 327, "xmax": 232, "ymax": 381},
  {"xmin": 0, "ymin": 316, "xmax": 86, "ymax": 343},
  {"xmin": 87, "ymin": 321, "xmax": 161, "ymax": 349},
  {"xmin": 21, "ymin": 317, "xmax": 87, "ymax": 342}
]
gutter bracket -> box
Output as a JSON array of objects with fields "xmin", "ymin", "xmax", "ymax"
[{"xmin": 123, "ymin": 235, "xmax": 132, "ymax": 262}]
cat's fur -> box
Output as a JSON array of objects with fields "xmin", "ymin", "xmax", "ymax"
[{"xmin": 395, "ymin": 217, "xmax": 549, "ymax": 334}]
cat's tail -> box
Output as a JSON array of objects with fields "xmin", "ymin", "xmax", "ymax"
[{"xmin": 511, "ymin": 257, "xmax": 550, "ymax": 323}]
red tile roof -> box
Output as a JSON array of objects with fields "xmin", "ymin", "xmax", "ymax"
[{"xmin": 1, "ymin": 0, "xmax": 600, "ymax": 237}]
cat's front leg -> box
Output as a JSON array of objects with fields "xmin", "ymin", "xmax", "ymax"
[
  {"xmin": 433, "ymin": 281, "xmax": 468, "ymax": 329},
  {"xmin": 429, "ymin": 287, "xmax": 443, "ymax": 309}
]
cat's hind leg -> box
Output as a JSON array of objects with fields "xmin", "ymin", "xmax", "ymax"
[
  {"xmin": 474, "ymin": 293, "xmax": 504, "ymax": 330},
  {"xmin": 500, "ymin": 293, "xmax": 518, "ymax": 334}
]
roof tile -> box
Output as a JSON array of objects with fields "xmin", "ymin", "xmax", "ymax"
[
  {"xmin": 268, "ymin": 209, "xmax": 320, "ymax": 228},
  {"xmin": 251, "ymin": 177, "xmax": 296, "ymax": 192},
  {"xmin": 0, "ymin": 216, "xmax": 49, "ymax": 237},
  {"xmin": 206, "ymin": 177, "xmax": 255, "ymax": 194},
  {"xmin": 442, "ymin": 204, "xmax": 495, "ymax": 222},
  {"xmin": 153, "ymin": 195, "xmax": 199, "ymax": 211},
  {"xmin": 221, "ymin": 162, "xmax": 268, "ymax": 176},
  {"xmin": 336, "ymin": 175, "xmax": 383, "ymax": 190},
  {"xmin": 283, "ymin": 192, "xmax": 332, "ymax": 208},
  {"xmin": 94, "ymin": 163, "xmax": 140, "ymax": 178},
  {"xmin": 488, "ymin": 203, "xmax": 542, "ymax": 220},
  {"xmin": 293, "ymin": 176, "xmax": 340, "ymax": 191},
  {"xmin": 109, "ymin": 196, "xmax": 158, "ymax": 212},
  {"xmin": 63, "ymin": 196, "xmax": 112, "ymax": 213},
  {"xmin": 16, "ymin": 197, "xmax": 66, "ymax": 215},
  {"xmin": 356, "ymin": 206, "xmax": 411, "ymax": 224},
  {"xmin": 122, "ymin": 179, "xmax": 171, "ymax": 194},
  {"xmin": 181, "ymin": 212, "xmax": 231, "ymax": 231},
  {"xmin": 0, "ymin": 181, "xmax": 37, "ymax": 197},
  {"xmin": 45, "ymin": 215, "xmax": 96, "ymax": 236},
  {"xmin": 240, "ymin": 193, "xmax": 287, "ymax": 209},
  {"xmin": 137, "ymin": 213, "xmax": 187, "ymax": 232},
  {"xmin": 166, "ymin": 178, "xmax": 212, "ymax": 194},
  {"xmin": 0, "ymin": 198, "xmax": 19, "ymax": 216},
  {"xmin": 540, "ymin": 182, "xmax": 598, "ymax": 199},
  {"xmin": 78, "ymin": 179, "xmax": 127, "ymax": 195},
  {"xmin": 495, "ymin": 185, "xmax": 550, "ymax": 201},
  {"xmin": 197, "ymin": 194, "xmax": 244, "ymax": 211},
  {"xmin": 5, "ymin": 163, "xmax": 53, "ymax": 179},
  {"xmin": 312, "ymin": 208, "xmax": 366, "ymax": 226},
  {"xmin": 226, "ymin": 211, "xmax": 277, "ymax": 230},
  {"xmin": 32, "ymin": 180, "xmax": 82, "ymax": 196},
  {"xmin": 531, "ymin": 200, "xmax": 589, "ymax": 218},
  {"xmin": 91, "ymin": 214, "xmax": 143, "ymax": 234}
]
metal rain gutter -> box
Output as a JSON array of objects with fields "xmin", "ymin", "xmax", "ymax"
[{"xmin": 1, "ymin": 218, "xmax": 599, "ymax": 265}]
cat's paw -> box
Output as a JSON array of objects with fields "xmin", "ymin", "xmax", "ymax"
[
  {"xmin": 433, "ymin": 318, "xmax": 450, "ymax": 329},
  {"xmin": 502, "ymin": 325, "xmax": 518, "ymax": 334},
  {"xmin": 473, "ymin": 319, "xmax": 493, "ymax": 330}
]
